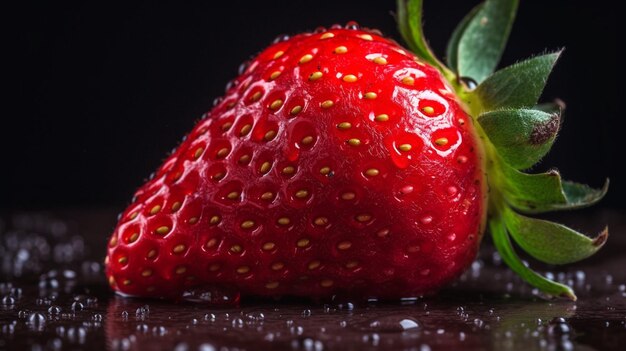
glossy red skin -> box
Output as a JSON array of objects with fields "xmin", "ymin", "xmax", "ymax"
[{"xmin": 105, "ymin": 28, "xmax": 485, "ymax": 300}]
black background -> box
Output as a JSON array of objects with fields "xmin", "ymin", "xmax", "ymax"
[{"xmin": 2, "ymin": 0, "xmax": 622, "ymax": 210}]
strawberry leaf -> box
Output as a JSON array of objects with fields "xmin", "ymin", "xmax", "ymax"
[
  {"xmin": 500, "ymin": 163, "xmax": 609, "ymax": 213},
  {"xmin": 396, "ymin": 0, "xmax": 444, "ymax": 70},
  {"xmin": 502, "ymin": 206, "xmax": 608, "ymax": 265},
  {"xmin": 473, "ymin": 52, "xmax": 561, "ymax": 112},
  {"xmin": 489, "ymin": 216, "xmax": 576, "ymax": 300},
  {"xmin": 478, "ymin": 109, "xmax": 560, "ymax": 169},
  {"xmin": 449, "ymin": 0, "xmax": 518, "ymax": 83}
]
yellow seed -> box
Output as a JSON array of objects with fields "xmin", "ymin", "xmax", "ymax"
[
  {"xmin": 209, "ymin": 215, "xmax": 221, "ymax": 225},
  {"xmin": 265, "ymin": 281, "xmax": 279, "ymax": 289},
  {"xmin": 264, "ymin": 130, "xmax": 277, "ymax": 141},
  {"xmin": 209, "ymin": 263, "xmax": 221, "ymax": 271},
  {"xmin": 458, "ymin": 118, "xmax": 465, "ymax": 125},
  {"xmin": 227, "ymin": 191, "xmax": 240, "ymax": 200},
  {"xmin": 239, "ymin": 154, "xmax": 251, "ymax": 163},
  {"xmin": 147, "ymin": 286, "xmax": 156, "ymax": 292},
  {"xmin": 250, "ymin": 91, "xmax": 262, "ymax": 102},
  {"xmin": 260, "ymin": 192, "xmax": 274, "ymax": 200},
  {"xmin": 341, "ymin": 192, "xmax": 356, "ymax": 200},
  {"xmin": 175, "ymin": 266, "xmax": 187, "ymax": 275},
  {"xmin": 402, "ymin": 76, "xmax": 415, "ymax": 85},
  {"xmin": 290, "ymin": 105, "xmax": 303, "ymax": 115},
  {"xmin": 216, "ymin": 147, "xmax": 229, "ymax": 158},
  {"xmin": 262, "ymin": 242, "xmax": 276, "ymax": 251},
  {"xmin": 337, "ymin": 122, "xmax": 352, "ymax": 130},
  {"xmin": 319, "ymin": 167, "xmax": 331, "ymax": 175},
  {"xmin": 123, "ymin": 279, "xmax": 132, "ymax": 286},
  {"xmin": 193, "ymin": 147, "xmax": 204, "ymax": 159},
  {"xmin": 334, "ymin": 46, "xmax": 348, "ymax": 54},
  {"xmin": 128, "ymin": 233, "xmax": 139, "ymax": 243},
  {"xmin": 241, "ymin": 220, "xmax": 255, "ymax": 229},
  {"xmin": 422, "ymin": 106, "xmax": 435, "ymax": 115},
  {"xmin": 271, "ymin": 262, "xmax": 284, "ymax": 271},
  {"xmin": 435, "ymin": 137, "xmax": 449, "ymax": 146},
  {"xmin": 212, "ymin": 171, "xmax": 225, "ymax": 180},
  {"xmin": 171, "ymin": 202, "xmax": 182, "ymax": 212},
  {"xmin": 358, "ymin": 34, "xmax": 373, "ymax": 41},
  {"xmin": 277, "ymin": 217, "xmax": 291, "ymax": 226},
  {"xmin": 320, "ymin": 279, "xmax": 334, "ymax": 287},
  {"xmin": 155, "ymin": 226, "xmax": 170, "ymax": 235},
  {"xmin": 377, "ymin": 228, "xmax": 390, "ymax": 237},
  {"xmin": 398, "ymin": 144, "xmax": 412, "ymax": 152},
  {"xmin": 345, "ymin": 261, "xmax": 359, "ymax": 269},
  {"xmin": 295, "ymin": 190, "xmax": 309, "ymax": 198},
  {"xmin": 299, "ymin": 54, "xmax": 313, "ymax": 64},
  {"xmin": 109, "ymin": 236, "xmax": 118, "ymax": 247},
  {"xmin": 374, "ymin": 114, "xmax": 389, "ymax": 122},
  {"xmin": 282, "ymin": 166, "xmax": 295, "ymax": 174},
  {"xmin": 365, "ymin": 168, "xmax": 379, "ymax": 177},
  {"xmin": 240, "ymin": 124, "xmax": 252, "ymax": 136},
  {"xmin": 141, "ymin": 269, "xmax": 153, "ymax": 277},
  {"xmin": 373, "ymin": 56, "xmax": 387, "ymax": 65},
  {"xmin": 314, "ymin": 217, "xmax": 328, "ymax": 226},
  {"xmin": 269, "ymin": 71, "xmax": 281, "ymax": 80},
  {"xmin": 236, "ymin": 266, "xmax": 250, "ymax": 274},
  {"xmin": 301, "ymin": 136, "xmax": 314, "ymax": 145},
  {"xmin": 205, "ymin": 238, "xmax": 218, "ymax": 249},
  {"xmin": 364, "ymin": 92, "xmax": 377, "ymax": 100},
  {"xmin": 104, "ymin": 256, "xmax": 109, "ymax": 265},
  {"xmin": 308, "ymin": 260, "xmax": 321, "ymax": 270},
  {"xmin": 321, "ymin": 100, "xmax": 334, "ymax": 109},
  {"xmin": 270, "ymin": 99, "xmax": 283, "ymax": 110},
  {"xmin": 260, "ymin": 161, "xmax": 271, "ymax": 174},
  {"xmin": 230, "ymin": 245, "xmax": 243, "ymax": 253},
  {"xmin": 118, "ymin": 256, "xmax": 128, "ymax": 264},
  {"xmin": 297, "ymin": 238, "xmax": 310, "ymax": 248},
  {"xmin": 347, "ymin": 138, "xmax": 361, "ymax": 146},
  {"xmin": 343, "ymin": 74, "xmax": 358, "ymax": 83},
  {"xmin": 309, "ymin": 71, "xmax": 323, "ymax": 81},
  {"xmin": 273, "ymin": 50, "xmax": 284, "ymax": 59},
  {"xmin": 149, "ymin": 205, "xmax": 161, "ymax": 215},
  {"xmin": 337, "ymin": 241, "xmax": 352, "ymax": 250},
  {"xmin": 108, "ymin": 276, "xmax": 115, "ymax": 286},
  {"xmin": 147, "ymin": 249, "xmax": 157, "ymax": 259},
  {"xmin": 356, "ymin": 214, "xmax": 372, "ymax": 222},
  {"xmin": 221, "ymin": 122, "xmax": 233, "ymax": 131},
  {"xmin": 188, "ymin": 217, "xmax": 198, "ymax": 224},
  {"xmin": 173, "ymin": 244, "xmax": 186, "ymax": 254},
  {"xmin": 320, "ymin": 32, "xmax": 335, "ymax": 39}
]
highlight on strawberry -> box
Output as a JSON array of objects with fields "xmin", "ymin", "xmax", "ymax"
[{"xmin": 105, "ymin": 0, "xmax": 608, "ymax": 302}]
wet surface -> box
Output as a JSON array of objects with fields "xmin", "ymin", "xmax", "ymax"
[{"xmin": 1, "ymin": 208, "xmax": 624, "ymax": 350}]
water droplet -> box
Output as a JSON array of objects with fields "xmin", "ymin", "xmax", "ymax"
[
  {"xmin": 48, "ymin": 306, "xmax": 61, "ymax": 315},
  {"xmin": 460, "ymin": 76, "xmax": 477, "ymax": 89},
  {"xmin": 356, "ymin": 316, "xmax": 421, "ymax": 333},
  {"xmin": 547, "ymin": 317, "xmax": 571, "ymax": 339},
  {"xmin": 28, "ymin": 312, "xmax": 46, "ymax": 331},
  {"xmin": 302, "ymin": 309, "xmax": 312, "ymax": 317},
  {"xmin": 1, "ymin": 296, "xmax": 15, "ymax": 305},
  {"xmin": 71, "ymin": 301, "xmax": 84, "ymax": 312}
]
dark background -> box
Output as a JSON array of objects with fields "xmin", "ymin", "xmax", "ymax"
[{"xmin": 2, "ymin": 0, "xmax": 622, "ymax": 210}]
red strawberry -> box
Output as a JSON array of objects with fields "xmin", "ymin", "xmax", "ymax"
[{"xmin": 105, "ymin": 1, "xmax": 608, "ymax": 301}]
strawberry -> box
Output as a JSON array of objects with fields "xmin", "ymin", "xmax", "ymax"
[{"xmin": 105, "ymin": 0, "xmax": 608, "ymax": 301}]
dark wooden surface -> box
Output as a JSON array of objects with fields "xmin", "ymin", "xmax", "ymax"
[{"xmin": 0, "ymin": 208, "xmax": 624, "ymax": 350}]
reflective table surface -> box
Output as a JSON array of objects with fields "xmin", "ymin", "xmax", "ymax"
[{"xmin": 1, "ymin": 208, "xmax": 624, "ymax": 350}]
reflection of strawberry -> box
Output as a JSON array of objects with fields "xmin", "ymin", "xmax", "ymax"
[{"xmin": 105, "ymin": 0, "xmax": 607, "ymax": 301}]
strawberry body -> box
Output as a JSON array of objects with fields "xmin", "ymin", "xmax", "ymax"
[{"xmin": 105, "ymin": 28, "xmax": 486, "ymax": 300}]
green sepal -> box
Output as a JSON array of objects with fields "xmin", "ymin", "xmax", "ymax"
[
  {"xmin": 396, "ymin": 0, "xmax": 443, "ymax": 70},
  {"xmin": 478, "ymin": 109, "xmax": 560, "ymax": 169},
  {"xmin": 446, "ymin": 2, "xmax": 484, "ymax": 73},
  {"xmin": 502, "ymin": 206, "xmax": 608, "ymax": 265},
  {"xmin": 500, "ymin": 162, "xmax": 609, "ymax": 213},
  {"xmin": 489, "ymin": 215, "xmax": 576, "ymax": 300},
  {"xmin": 472, "ymin": 52, "xmax": 561, "ymax": 112},
  {"xmin": 448, "ymin": 0, "xmax": 518, "ymax": 83}
]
